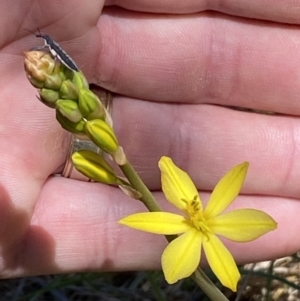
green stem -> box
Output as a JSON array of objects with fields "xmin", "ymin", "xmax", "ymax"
[
  {"xmin": 119, "ymin": 159, "xmax": 229, "ymax": 301},
  {"xmin": 192, "ymin": 268, "xmax": 229, "ymax": 301},
  {"xmin": 119, "ymin": 160, "xmax": 161, "ymax": 212}
]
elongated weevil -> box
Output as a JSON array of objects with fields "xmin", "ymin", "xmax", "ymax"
[{"xmin": 26, "ymin": 28, "xmax": 79, "ymax": 72}]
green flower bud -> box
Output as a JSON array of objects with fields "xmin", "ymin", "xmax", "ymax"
[
  {"xmin": 39, "ymin": 88, "xmax": 60, "ymax": 107},
  {"xmin": 78, "ymin": 88, "xmax": 105, "ymax": 120},
  {"xmin": 27, "ymin": 77, "xmax": 45, "ymax": 89},
  {"xmin": 72, "ymin": 150, "xmax": 118, "ymax": 184},
  {"xmin": 44, "ymin": 74, "xmax": 62, "ymax": 90},
  {"xmin": 56, "ymin": 110, "xmax": 85, "ymax": 134},
  {"xmin": 72, "ymin": 71, "xmax": 89, "ymax": 90},
  {"xmin": 60, "ymin": 79, "xmax": 79, "ymax": 100},
  {"xmin": 84, "ymin": 119, "xmax": 119, "ymax": 154},
  {"xmin": 56, "ymin": 99, "xmax": 83, "ymax": 123}
]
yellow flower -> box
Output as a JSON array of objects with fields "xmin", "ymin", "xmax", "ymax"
[{"xmin": 119, "ymin": 157, "xmax": 277, "ymax": 291}]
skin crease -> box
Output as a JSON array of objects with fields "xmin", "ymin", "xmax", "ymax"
[{"xmin": 1, "ymin": 0, "xmax": 300, "ymax": 278}]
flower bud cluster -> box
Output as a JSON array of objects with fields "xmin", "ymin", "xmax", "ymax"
[{"xmin": 24, "ymin": 51, "xmax": 127, "ymax": 183}]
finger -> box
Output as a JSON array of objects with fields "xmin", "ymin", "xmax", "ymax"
[
  {"xmin": 107, "ymin": 0, "xmax": 300, "ymax": 24},
  {"xmin": 96, "ymin": 8, "xmax": 300, "ymax": 115},
  {"xmin": 0, "ymin": 176, "xmax": 295, "ymax": 277},
  {"xmin": 111, "ymin": 97, "xmax": 300, "ymax": 199}
]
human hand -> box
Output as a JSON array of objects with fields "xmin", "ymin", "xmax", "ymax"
[{"xmin": 0, "ymin": 0, "xmax": 298, "ymax": 278}]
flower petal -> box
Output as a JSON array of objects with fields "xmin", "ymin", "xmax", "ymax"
[
  {"xmin": 204, "ymin": 162, "xmax": 249, "ymax": 219},
  {"xmin": 208, "ymin": 209, "xmax": 277, "ymax": 242},
  {"xmin": 159, "ymin": 156, "xmax": 202, "ymax": 212},
  {"xmin": 119, "ymin": 212, "xmax": 191, "ymax": 234},
  {"xmin": 203, "ymin": 234, "xmax": 240, "ymax": 292},
  {"xmin": 162, "ymin": 228, "xmax": 202, "ymax": 284}
]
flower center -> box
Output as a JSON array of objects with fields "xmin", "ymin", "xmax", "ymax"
[{"xmin": 184, "ymin": 195, "xmax": 211, "ymax": 237}]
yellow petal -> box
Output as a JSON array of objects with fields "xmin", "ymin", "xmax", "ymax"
[
  {"xmin": 159, "ymin": 156, "xmax": 202, "ymax": 212},
  {"xmin": 162, "ymin": 228, "xmax": 202, "ymax": 284},
  {"xmin": 119, "ymin": 212, "xmax": 191, "ymax": 234},
  {"xmin": 203, "ymin": 234, "xmax": 240, "ymax": 292},
  {"xmin": 208, "ymin": 209, "xmax": 277, "ymax": 242},
  {"xmin": 204, "ymin": 162, "xmax": 249, "ymax": 219}
]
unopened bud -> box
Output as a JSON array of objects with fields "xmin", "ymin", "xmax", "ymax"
[
  {"xmin": 56, "ymin": 110, "xmax": 85, "ymax": 134},
  {"xmin": 39, "ymin": 88, "xmax": 60, "ymax": 107},
  {"xmin": 24, "ymin": 51, "xmax": 64, "ymax": 90},
  {"xmin": 56, "ymin": 99, "xmax": 83, "ymax": 123},
  {"xmin": 44, "ymin": 74, "xmax": 62, "ymax": 90},
  {"xmin": 78, "ymin": 88, "xmax": 105, "ymax": 120},
  {"xmin": 24, "ymin": 51, "xmax": 55, "ymax": 82},
  {"xmin": 72, "ymin": 72, "xmax": 89, "ymax": 90},
  {"xmin": 84, "ymin": 119, "xmax": 119, "ymax": 154},
  {"xmin": 27, "ymin": 77, "xmax": 45, "ymax": 89},
  {"xmin": 72, "ymin": 150, "xmax": 119, "ymax": 184},
  {"xmin": 60, "ymin": 80, "xmax": 79, "ymax": 100}
]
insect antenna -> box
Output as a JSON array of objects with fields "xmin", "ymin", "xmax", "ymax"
[
  {"xmin": 24, "ymin": 28, "xmax": 36, "ymax": 36},
  {"xmin": 24, "ymin": 27, "xmax": 43, "ymax": 38}
]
